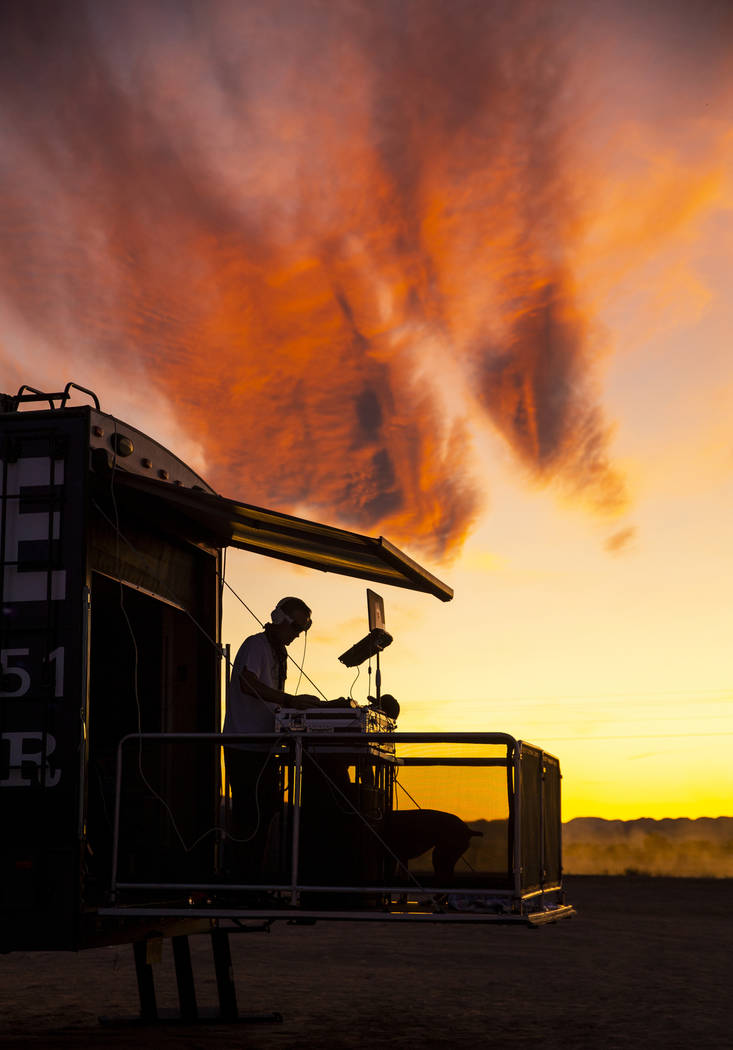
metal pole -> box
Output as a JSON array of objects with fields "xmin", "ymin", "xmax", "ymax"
[
  {"xmin": 109, "ymin": 736, "xmax": 126, "ymax": 900},
  {"xmin": 291, "ymin": 738, "xmax": 302, "ymax": 904},
  {"xmin": 539, "ymin": 752, "xmax": 546, "ymax": 903},
  {"xmin": 513, "ymin": 742, "xmax": 522, "ymax": 909},
  {"xmin": 559, "ymin": 765, "xmax": 565, "ymax": 901}
]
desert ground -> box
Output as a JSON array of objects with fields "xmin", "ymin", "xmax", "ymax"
[{"xmin": 1, "ymin": 877, "xmax": 731, "ymax": 1049}]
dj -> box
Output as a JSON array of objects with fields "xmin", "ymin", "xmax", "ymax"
[
  {"xmin": 225, "ymin": 596, "xmax": 320, "ymax": 728},
  {"xmin": 223, "ymin": 596, "xmax": 322, "ymax": 880}
]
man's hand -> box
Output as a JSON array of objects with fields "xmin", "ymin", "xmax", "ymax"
[
  {"xmin": 285, "ymin": 693, "xmax": 323, "ymax": 710},
  {"xmin": 239, "ymin": 668, "xmax": 321, "ymax": 709}
]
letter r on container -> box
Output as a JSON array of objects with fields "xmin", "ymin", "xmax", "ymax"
[{"xmin": 1, "ymin": 732, "xmax": 62, "ymax": 787}]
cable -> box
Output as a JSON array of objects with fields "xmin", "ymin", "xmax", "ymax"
[
  {"xmin": 98, "ymin": 446, "xmax": 333, "ymax": 857},
  {"xmin": 302, "ymin": 749, "xmax": 424, "ymax": 890},
  {"xmin": 94, "ymin": 460, "xmax": 298, "ymax": 856},
  {"xmin": 294, "ymin": 630, "xmax": 306, "ymax": 695},
  {"xmin": 104, "ymin": 427, "xmax": 233, "ymax": 855},
  {"xmin": 96, "ymin": 486, "xmax": 266, "ymax": 846},
  {"xmin": 222, "ymin": 739, "xmax": 282, "ymax": 845},
  {"xmin": 97, "ymin": 445, "xmax": 428, "ymax": 881},
  {"xmin": 91, "ymin": 497, "xmax": 225, "ymax": 661},
  {"xmin": 394, "ymin": 776, "xmax": 423, "ymax": 811},
  {"xmin": 391, "ymin": 775, "xmax": 478, "ymax": 876},
  {"xmin": 92, "ymin": 495, "xmax": 292, "ymax": 725},
  {"xmin": 220, "ymin": 574, "xmax": 328, "ymax": 700}
]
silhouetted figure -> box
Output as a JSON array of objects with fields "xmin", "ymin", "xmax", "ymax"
[{"xmin": 223, "ymin": 597, "xmax": 320, "ymax": 881}]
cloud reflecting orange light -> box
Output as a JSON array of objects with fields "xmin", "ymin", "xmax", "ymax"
[{"xmin": 0, "ymin": 1, "xmax": 731, "ymax": 557}]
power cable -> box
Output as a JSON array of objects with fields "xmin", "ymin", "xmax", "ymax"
[
  {"xmin": 220, "ymin": 574, "xmax": 328, "ymax": 700},
  {"xmin": 302, "ymin": 749, "xmax": 424, "ymax": 891}
]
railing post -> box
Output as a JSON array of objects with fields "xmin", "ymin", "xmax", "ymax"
[
  {"xmin": 109, "ymin": 735, "xmax": 126, "ymax": 902},
  {"xmin": 291, "ymin": 737, "xmax": 303, "ymax": 905},
  {"xmin": 539, "ymin": 752, "xmax": 546, "ymax": 899},
  {"xmin": 513, "ymin": 742, "xmax": 522, "ymax": 907}
]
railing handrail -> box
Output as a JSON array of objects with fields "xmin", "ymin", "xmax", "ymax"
[
  {"xmin": 116, "ymin": 729, "xmax": 520, "ymax": 745},
  {"xmin": 109, "ymin": 729, "xmax": 563, "ymax": 908},
  {"xmin": 113, "ymin": 731, "xmax": 560, "ymax": 765}
]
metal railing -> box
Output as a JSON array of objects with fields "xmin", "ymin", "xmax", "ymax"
[{"xmin": 106, "ymin": 731, "xmax": 565, "ymax": 917}]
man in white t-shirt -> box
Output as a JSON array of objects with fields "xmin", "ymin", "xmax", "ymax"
[
  {"xmin": 224, "ymin": 597, "xmax": 320, "ymax": 737},
  {"xmin": 223, "ymin": 596, "xmax": 321, "ymax": 881}
]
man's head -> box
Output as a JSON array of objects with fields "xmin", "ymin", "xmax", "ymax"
[{"xmin": 270, "ymin": 597, "xmax": 312, "ymax": 644}]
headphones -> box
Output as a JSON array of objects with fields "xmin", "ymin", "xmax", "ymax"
[{"xmin": 271, "ymin": 597, "xmax": 312, "ymax": 631}]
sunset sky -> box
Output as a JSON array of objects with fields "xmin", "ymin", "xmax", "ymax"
[{"xmin": 1, "ymin": 1, "xmax": 731, "ymax": 820}]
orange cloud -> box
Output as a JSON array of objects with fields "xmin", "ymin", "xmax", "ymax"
[
  {"xmin": 0, "ymin": 1, "xmax": 730, "ymax": 555},
  {"xmin": 604, "ymin": 526, "xmax": 637, "ymax": 555}
]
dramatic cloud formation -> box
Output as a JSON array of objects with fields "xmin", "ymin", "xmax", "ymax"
[{"xmin": 0, "ymin": 0, "xmax": 730, "ymax": 555}]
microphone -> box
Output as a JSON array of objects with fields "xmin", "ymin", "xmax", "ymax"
[{"xmin": 338, "ymin": 628, "xmax": 393, "ymax": 668}]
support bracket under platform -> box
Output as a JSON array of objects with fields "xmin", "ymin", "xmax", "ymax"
[{"xmin": 100, "ymin": 929, "xmax": 283, "ymax": 1027}]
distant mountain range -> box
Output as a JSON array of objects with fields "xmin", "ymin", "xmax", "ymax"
[
  {"xmin": 561, "ymin": 817, "xmax": 733, "ymax": 877},
  {"xmin": 455, "ymin": 816, "xmax": 733, "ymax": 878}
]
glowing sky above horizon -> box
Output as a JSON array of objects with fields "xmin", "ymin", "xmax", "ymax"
[{"xmin": 1, "ymin": 0, "xmax": 731, "ymax": 819}]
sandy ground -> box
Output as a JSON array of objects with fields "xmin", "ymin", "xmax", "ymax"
[{"xmin": 1, "ymin": 877, "xmax": 731, "ymax": 1049}]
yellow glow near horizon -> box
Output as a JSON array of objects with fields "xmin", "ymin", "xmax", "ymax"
[{"xmin": 221, "ymin": 533, "xmax": 733, "ymax": 823}]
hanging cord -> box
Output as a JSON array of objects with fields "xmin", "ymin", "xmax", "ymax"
[
  {"xmin": 112, "ymin": 573, "xmax": 275, "ymax": 851},
  {"xmin": 92, "ymin": 498, "xmax": 225, "ymax": 659},
  {"xmin": 99, "ymin": 442, "xmax": 330, "ymax": 854},
  {"xmin": 106, "ymin": 442, "xmax": 214, "ymax": 852},
  {"xmin": 394, "ymin": 775, "xmax": 423, "ymax": 810},
  {"xmin": 221, "ymin": 738, "xmax": 283, "ymax": 845},
  {"xmin": 294, "ymin": 629, "xmax": 306, "ymax": 694},
  {"xmin": 93, "ymin": 493, "xmax": 317, "ymax": 722},
  {"xmin": 104, "ymin": 428, "xmax": 259, "ymax": 854},
  {"xmin": 393, "ymin": 774, "xmax": 478, "ymax": 875},
  {"xmin": 98, "ymin": 471, "xmax": 471, "ymax": 881},
  {"xmin": 99, "ymin": 441, "xmax": 376, "ymax": 861},
  {"xmin": 220, "ymin": 574, "xmax": 328, "ymax": 701},
  {"xmin": 302, "ymin": 749, "xmax": 424, "ymax": 891},
  {"xmin": 96, "ymin": 487, "xmax": 268, "ymax": 841}
]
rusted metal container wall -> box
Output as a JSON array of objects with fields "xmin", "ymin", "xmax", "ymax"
[
  {"xmin": 0, "ymin": 411, "xmax": 89, "ymax": 949},
  {"xmin": 1, "ymin": 407, "xmax": 222, "ymax": 950}
]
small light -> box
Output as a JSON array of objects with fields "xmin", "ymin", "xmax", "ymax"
[
  {"xmin": 141, "ymin": 458, "xmax": 152, "ymax": 469},
  {"xmin": 158, "ymin": 468, "xmax": 169, "ymax": 480},
  {"xmin": 92, "ymin": 425, "xmax": 104, "ymax": 438}
]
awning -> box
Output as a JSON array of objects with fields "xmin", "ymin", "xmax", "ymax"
[{"xmin": 106, "ymin": 471, "xmax": 453, "ymax": 602}]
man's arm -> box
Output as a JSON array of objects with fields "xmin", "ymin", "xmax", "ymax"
[{"xmin": 238, "ymin": 667, "xmax": 322, "ymax": 709}]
